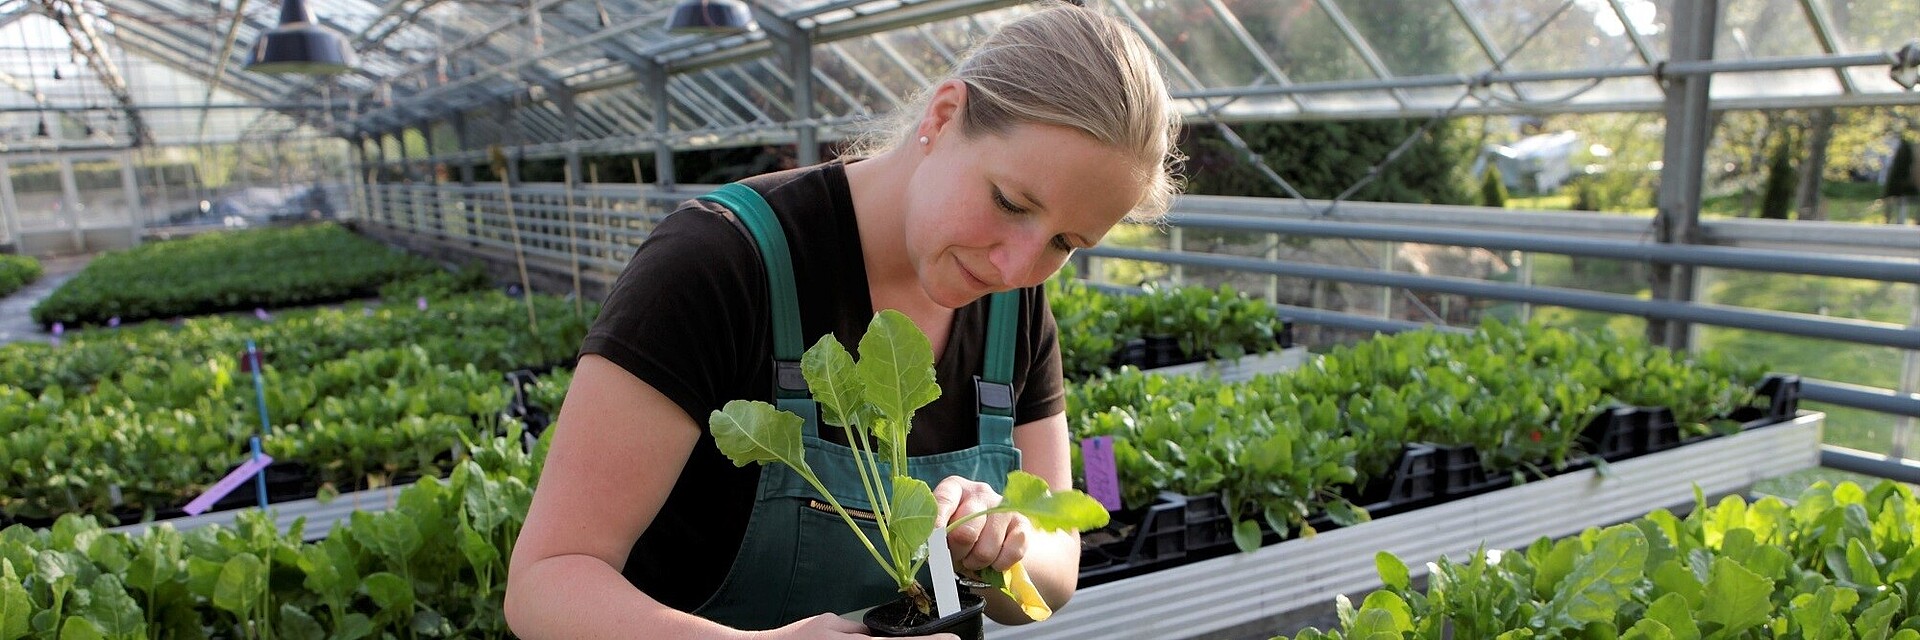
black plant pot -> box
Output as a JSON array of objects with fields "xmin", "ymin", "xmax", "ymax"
[{"xmin": 863, "ymin": 591, "xmax": 986, "ymax": 639}]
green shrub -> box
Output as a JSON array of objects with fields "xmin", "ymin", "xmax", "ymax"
[
  {"xmin": 1885, "ymin": 137, "xmax": 1916, "ymax": 199},
  {"xmin": 1181, "ymin": 119, "xmax": 1474, "ymax": 205},
  {"xmin": 0, "ymin": 254, "xmax": 41, "ymax": 297},
  {"xmin": 1760, "ymin": 141, "xmax": 1796, "ymax": 219},
  {"xmin": 1480, "ymin": 164, "xmax": 1510, "ymax": 208}
]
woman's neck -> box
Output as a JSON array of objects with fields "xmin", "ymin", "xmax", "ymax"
[{"xmin": 843, "ymin": 147, "xmax": 927, "ymax": 307}]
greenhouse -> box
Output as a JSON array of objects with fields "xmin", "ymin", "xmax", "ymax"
[{"xmin": 1, "ymin": 0, "xmax": 1918, "ymax": 637}]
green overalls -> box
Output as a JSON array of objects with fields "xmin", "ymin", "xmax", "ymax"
[{"xmin": 689, "ymin": 183, "xmax": 1024, "ymax": 631}]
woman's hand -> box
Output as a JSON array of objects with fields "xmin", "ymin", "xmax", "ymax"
[
  {"xmin": 754, "ymin": 613, "xmax": 957, "ymax": 640},
  {"xmin": 933, "ymin": 476, "xmax": 1029, "ymax": 572}
]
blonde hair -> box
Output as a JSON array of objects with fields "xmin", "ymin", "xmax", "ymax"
[{"xmin": 846, "ymin": 2, "xmax": 1184, "ymax": 220}]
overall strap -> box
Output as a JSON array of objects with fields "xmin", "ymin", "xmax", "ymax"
[
  {"xmin": 698, "ymin": 184, "xmax": 816, "ymax": 428},
  {"xmin": 975, "ymin": 290, "xmax": 1020, "ymax": 446}
]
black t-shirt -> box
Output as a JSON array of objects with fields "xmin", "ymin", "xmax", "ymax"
[{"xmin": 578, "ymin": 160, "xmax": 1067, "ymax": 612}]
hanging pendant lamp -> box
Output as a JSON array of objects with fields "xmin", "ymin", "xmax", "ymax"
[
  {"xmin": 246, "ymin": 0, "xmax": 358, "ymax": 75},
  {"xmin": 665, "ymin": 0, "xmax": 756, "ymax": 36}
]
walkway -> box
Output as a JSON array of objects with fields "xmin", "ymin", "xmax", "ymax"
[{"xmin": 0, "ymin": 254, "xmax": 92, "ymax": 345}]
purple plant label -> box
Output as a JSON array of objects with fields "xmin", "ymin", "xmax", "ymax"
[
  {"xmin": 417, "ymin": 297, "xmax": 428, "ymax": 311},
  {"xmin": 51, "ymin": 322, "xmax": 63, "ymax": 336},
  {"xmin": 108, "ymin": 316, "xmax": 120, "ymax": 328},
  {"xmin": 183, "ymin": 454, "xmax": 275, "ymax": 516},
  {"xmin": 255, "ymin": 308, "xmax": 271, "ymax": 321},
  {"xmin": 1080, "ymin": 436, "xmax": 1122, "ymax": 511}
]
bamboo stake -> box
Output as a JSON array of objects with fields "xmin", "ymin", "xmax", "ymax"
[
  {"xmin": 562, "ymin": 163, "xmax": 584, "ymax": 317},
  {"xmin": 491, "ymin": 146, "xmax": 538, "ymax": 332}
]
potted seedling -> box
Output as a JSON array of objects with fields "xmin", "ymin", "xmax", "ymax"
[{"xmin": 711, "ymin": 310, "xmax": 1110, "ymax": 638}]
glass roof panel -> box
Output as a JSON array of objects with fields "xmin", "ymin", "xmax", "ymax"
[
  {"xmin": 1131, "ymin": 0, "xmax": 1265, "ymax": 89},
  {"xmin": 1823, "ymin": 0, "xmax": 1920, "ymax": 52},
  {"xmin": 1229, "ymin": 1, "xmax": 1374, "ymax": 84},
  {"xmin": 835, "ymin": 37, "xmax": 927, "ymax": 99},
  {"xmin": 1326, "ymin": 0, "xmax": 1484, "ymax": 77},
  {"xmin": 811, "ymin": 43, "xmax": 901, "ymax": 115},
  {"xmin": 1459, "ymin": 0, "xmax": 1642, "ymax": 73},
  {"xmin": 1716, "ymin": 0, "xmax": 1823, "ymax": 58},
  {"xmin": 873, "ymin": 28, "xmax": 948, "ymax": 83}
]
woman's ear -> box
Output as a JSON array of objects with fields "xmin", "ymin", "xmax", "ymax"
[{"xmin": 917, "ymin": 79, "xmax": 969, "ymax": 144}]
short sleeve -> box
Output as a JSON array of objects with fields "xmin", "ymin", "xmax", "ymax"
[
  {"xmin": 1014, "ymin": 285, "xmax": 1066, "ymax": 425},
  {"xmin": 579, "ymin": 201, "xmax": 763, "ymax": 425}
]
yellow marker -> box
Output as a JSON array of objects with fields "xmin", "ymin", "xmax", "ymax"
[{"xmin": 1005, "ymin": 561, "xmax": 1051, "ymax": 622}]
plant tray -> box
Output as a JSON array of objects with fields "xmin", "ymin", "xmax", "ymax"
[{"xmin": 994, "ymin": 412, "xmax": 1824, "ymax": 640}]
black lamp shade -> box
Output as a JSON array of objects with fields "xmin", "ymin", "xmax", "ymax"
[
  {"xmin": 666, "ymin": 0, "xmax": 756, "ymax": 36},
  {"xmin": 246, "ymin": 0, "xmax": 358, "ymax": 75}
]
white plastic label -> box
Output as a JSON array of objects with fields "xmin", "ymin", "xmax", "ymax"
[{"xmin": 926, "ymin": 527, "xmax": 961, "ymax": 618}]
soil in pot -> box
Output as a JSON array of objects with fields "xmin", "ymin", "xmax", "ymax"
[{"xmin": 863, "ymin": 591, "xmax": 986, "ymax": 639}]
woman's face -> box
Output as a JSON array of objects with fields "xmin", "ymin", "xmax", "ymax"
[{"xmin": 902, "ymin": 121, "xmax": 1149, "ymax": 309}]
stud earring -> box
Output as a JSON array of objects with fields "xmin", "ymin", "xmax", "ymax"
[{"xmin": 918, "ymin": 135, "xmax": 929, "ymax": 145}]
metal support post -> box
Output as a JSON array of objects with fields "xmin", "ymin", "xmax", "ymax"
[
  {"xmin": 1650, "ymin": 1, "xmax": 1717, "ymax": 350},
  {"xmin": 640, "ymin": 63, "xmax": 675, "ymax": 191},
  {"xmin": 120, "ymin": 153, "xmax": 142, "ymax": 247},
  {"xmin": 59, "ymin": 158, "xmax": 83, "ymax": 252},
  {"xmin": 756, "ymin": 7, "xmax": 817, "ymax": 166},
  {"xmin": 0, "ymin": 161, "xmax": 19, "ymax": 247}
]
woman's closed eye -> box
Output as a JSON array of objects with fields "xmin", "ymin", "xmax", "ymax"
[{"xmin": 993, "ymin": 186, "xmax": 1075, "ymax": 252}]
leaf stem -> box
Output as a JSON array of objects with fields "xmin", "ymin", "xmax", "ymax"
[
  {"xmin": 840, "ymin": 417, "xmax": 893, "ymax": 556},
  {"xmin": 793, "ymin": 465, "xmax": 904, "ymax": 585}
]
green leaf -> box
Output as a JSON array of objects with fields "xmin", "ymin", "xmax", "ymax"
[
  {"xmin": 801, "ymin": 334, "xmax": 865, "ymax": 429},
  {"xmin": 1357, "ymin": 591, "xmax": 1413, "ymax": 633},
  {"xmin": 1537, "ymin": 525, "xmax": 1647, "ymax": 631},
  {"xmin": 996, "ymin": 470, "xmax": 1110, "ymax": 532},
  {"xmin": 1856, "ymin": 596, "xmax": 1901, "ymax": 640},
  {"xmin": 709, "ymin": 400, "xmax": 812, "ymax": 475},
  {"xmin": 1788, "ymin": 586, "xmax": 1857, "ymax": 640},
  {"xmin": 457, "ymin": 524, "xmax": 499, "ymax": 573},
  {"xmin": 1846, "ymin": 538, "xmax": 1883, "ymax": 586},
  {"xmin": 1622, "ymin": 620, "xmax": 1676, "ymax": 640},
  {"xmin": 331, "ymin": 613, "xmax": 374, "ymax": 640},
  {"xmin": 3, "ymin": 560, "xmax": 31, "ymax": 640},
  {"xmin": 855, "ymin": 310, "xmax": 940, "ymax": 431},
  {"xmin": 1348, "ymin": 609, "xmax": 1406, "ymax": 640},
  {"xmin": 1376, "ymin": 552, "xmax": 1411, "ymax": 592},
  {"xmin": 276, "ymin": 604, "xmax": 327, "ymax": 640},
  {"xmin": 886, "ymin": 477, "xmax": 935, "ymax": 572},
  {"xmin": 211, "ymin": 553, "xmax": 263, "ymax": 617},
  {"xmin": 56, "ymin": 617, "xmax": 103, "ymax": 640},
  {"xmin": 1699, "ymin": 556, "xmax": 1772, "ymax": 636},
  {"xmin": 1232, "ymin": 519, "xmax": 1261, "ymax": 554},
  {"xmin": 1534, "ymin": 537, "xmax": 1581, "ymax": 598},
  {"xmin": 1644, "ymin": 593, "xmax": 1700, "ymax": 640},
  {"xmin": 362, "ymin": 572, "xmax": 414, "ymax": 611},
  {"xmin": 1652, "ymin": 560, "xmax": 1704, "ymax": 608},
  {"xmin": 80, "ymin": 576, "xmax": 145, "ymax": 639}
]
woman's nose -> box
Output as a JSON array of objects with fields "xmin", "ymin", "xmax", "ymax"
[{"xmin": 990, "ymin": 230, "xmax": 1056, "ymax": 289}]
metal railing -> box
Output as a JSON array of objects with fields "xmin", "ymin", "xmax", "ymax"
[{"xmin": 353, "ymin": 181, "xmax": 1920, "ymax": 483}]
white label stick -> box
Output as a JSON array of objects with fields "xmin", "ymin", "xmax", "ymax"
[{"xmin": 925, "ymin": 527, "xmax": 962, "ymax": 618}]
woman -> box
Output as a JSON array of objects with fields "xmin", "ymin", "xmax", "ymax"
[{"xmin": 505, "ymin": 4, "xmax": 1181, "ymax": 637}]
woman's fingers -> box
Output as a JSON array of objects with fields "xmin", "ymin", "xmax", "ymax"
[{"xmin": 930, "ymin": 476, "xmax": 1033, "ymax": 571}]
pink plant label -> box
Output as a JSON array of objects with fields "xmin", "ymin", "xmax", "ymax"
[
  {"xmin": 1080, "ymin": 436, "xmax": 1122, "ymax": 511},
  {"xmin": 255, "ymin": 308, "xmax": 271, "ymax": 321},
  {"xmin": 417, "ymin": 297, "xmax": 428, "ymax": 311},
  {"xmin": 183, "ymin": 454, "xmax": 274, "ymax": 516}
]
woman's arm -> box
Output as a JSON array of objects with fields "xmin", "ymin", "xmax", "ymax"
[{"xmin": 504, "ymin": 355, "xmax": 754, "ymax": 639}]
